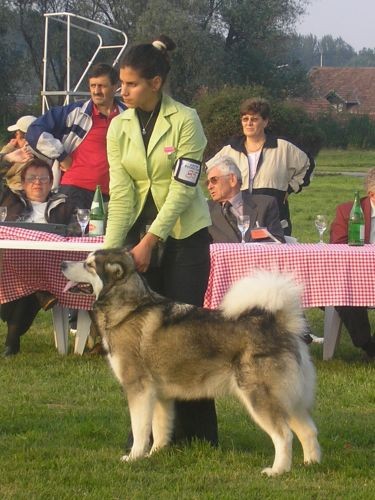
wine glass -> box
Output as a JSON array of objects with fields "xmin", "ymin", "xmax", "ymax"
[
  {"xmin": 315, "ymin": 215, "xmax": 327, "ymax": 243},
  {"xmin": 237, "ymin": 215, "xmax": 250, "ymax": 243},
  {"xmin": 76, "ymin": 208, "xmax": 90, "ymax": 237},
  {"xmin": 0, "ymin": 206, "xmax": 7, "ymax": 222}
]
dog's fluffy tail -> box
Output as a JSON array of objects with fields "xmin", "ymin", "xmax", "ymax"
[{"xmin": 220, "ymin": 271, "xmax": 305, "ymax": 334}]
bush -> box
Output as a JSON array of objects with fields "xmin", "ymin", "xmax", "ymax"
[
  {"xmin": 269, "ymin": 103, "xmax": 324, "ymax": 157},
  {"xmin": 347, "ymin": 115, "xmax": 375, "ymax": 148},
  {"xmin": 194, "ymin": 85, "xmax": 324, "ymax": 159},
  {"xmin": 315, "ymin": 114, "xmax": 348, "ymax": 149},
  {"xmin": 315, "ymin": 112, "xmax": 375, "ymax": 149}
]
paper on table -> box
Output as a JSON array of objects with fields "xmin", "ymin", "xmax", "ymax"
[{"xmin": 250, "ymin": 227, "xmax": 282, "ymax": 243}]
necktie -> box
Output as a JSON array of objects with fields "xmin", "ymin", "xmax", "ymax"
[{"xmin": 222, "ymin": 201, "xmax": 241, "ymax": 241}]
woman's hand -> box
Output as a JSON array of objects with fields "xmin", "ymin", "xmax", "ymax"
[
  {"xmin": 4, "ymin": 145, "xmax": 33, "ymax": 164},
  {"xmin": 130, "ymin": 232, "xmax": 160, "ymax": 273}
]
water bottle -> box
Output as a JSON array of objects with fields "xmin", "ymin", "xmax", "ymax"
[
  {"xmin": 88, "ymin": 185, "xmax": 105, "ymax": 236},
  {"xmin": 348, "ymin": 190, "xmax": 365, "ymax": 246}
]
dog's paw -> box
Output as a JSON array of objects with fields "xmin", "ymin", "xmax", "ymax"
[
  {"xmin": 261, "ymin": 467, "xmax": 287, "ymax": 477},
  {"xmin": 120, "ymin": 449, "xmax": 149, "ymax": 462},
  {"xmin": 304, "ymin": 456, "xmax": 321, "ymax": 465},
  {"xmin": 304, "ymin": 446, "xmax": 321, "ymax": 465},
  {"xmin": 149, "ymin": 444, "xmax": 166, "ymax": 456}
]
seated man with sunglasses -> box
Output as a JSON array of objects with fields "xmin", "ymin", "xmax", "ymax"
[
  {"xmin": 206, "ymin": 156, "xmax": 285, "ymax": 243},
  {"xmin": 0, "ymin": 158, "xmax": 78, "ymax": 356}
]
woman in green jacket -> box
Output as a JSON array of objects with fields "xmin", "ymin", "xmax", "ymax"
[{"xmin": 104, "ymin": 35, "xmax": 218, "ymax": 446}]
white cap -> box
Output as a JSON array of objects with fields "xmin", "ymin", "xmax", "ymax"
[{"xmin": 7, "ymin": 115, "xmax": 37, "ymax": 133}]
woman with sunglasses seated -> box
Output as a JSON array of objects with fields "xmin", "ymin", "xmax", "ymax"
[{"xmin": 0, "ymin": 158, "xmax": 77, "ymax": 356}]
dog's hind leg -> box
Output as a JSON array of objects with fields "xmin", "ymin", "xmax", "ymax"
[
  {"xmin": 235, "ymin": 387, "xmax": 293, "ymax": 476},
  {"xmin": 121, "ymin": 387, "xmax": 155, "ymax": 462},
  {"xmin": 288, "ymin": 411, "xmax": 321, "ymax": 465},
  {"xmin": 149, "ymin": 398, "xmax": 174, "ymax": 456}
]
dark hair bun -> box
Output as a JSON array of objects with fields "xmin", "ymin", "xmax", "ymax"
[{"xmin": 152, "ymin": 35, "xmax": 176, "ymax": 52}]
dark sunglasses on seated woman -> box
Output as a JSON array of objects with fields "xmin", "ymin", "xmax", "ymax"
[{"xmin": 24, "ymin": 175, "xmax": 51, "ymax": 184}]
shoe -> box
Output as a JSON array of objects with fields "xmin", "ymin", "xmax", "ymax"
[
  {"xmin": 310, "ymin": 334, "xmax": 324, "ymax": 344},
  {"xmin": 3, "ymin": 345, "xmax": 19, "ymax": 357},
  {"xmin": 303, "ymin": 333, "xmax": 313, "ymax": 345},
  {"xmin": 362, "ymin": 338, "xmax": 375, "ymax": 358}
]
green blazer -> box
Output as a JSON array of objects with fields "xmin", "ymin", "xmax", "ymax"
[{"xmin": 104, "ymin": 94, "xmax": 210, "ymax": 248}]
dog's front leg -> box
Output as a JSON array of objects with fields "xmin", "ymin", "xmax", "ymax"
[
  {"xmin": 149, "ymin": 398, "xmax": 174, "ymax": 455},
  {"xmin": 121, "ymin": 387, "xmax": 155, "ymax": 462}
]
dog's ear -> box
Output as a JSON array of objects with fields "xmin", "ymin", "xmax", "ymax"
[{"xmin": 105, "ymin": 262, "xmax": 124, "ymax": 281}]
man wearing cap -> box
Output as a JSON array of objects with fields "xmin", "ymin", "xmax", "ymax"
[
  {"xmin": 2, "ymin": 115, "xmax": 37, "ymax": 153},
  {"xmin": 26, "ymin": 63, "xmax": 126, "ymax": 208},
  {"xmin": 1, "ymin": 115, "xmax": 37, "ymax": 190}
]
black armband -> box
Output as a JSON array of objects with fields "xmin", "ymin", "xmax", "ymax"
[{"xmin": 173, "ymin": 158, "xmax": 201, "ymax": 187}]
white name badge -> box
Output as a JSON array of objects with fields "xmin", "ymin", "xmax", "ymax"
[{"xmin": 173, "ymin": 158, "xmax": 201, "ymax": 186}]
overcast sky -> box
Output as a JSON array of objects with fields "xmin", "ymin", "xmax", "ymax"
[{"xmin": 297, "ymin": 0, "xmax": 375, "ymax": 52}]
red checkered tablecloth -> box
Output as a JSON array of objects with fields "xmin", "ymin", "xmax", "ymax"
[
  {"xmin": 0, "ymin": 226, "xmax": 103, "ymax": 309},
  {"xmin": 204, "ymin": 242, "xmax": 375, "ymax": 309}
]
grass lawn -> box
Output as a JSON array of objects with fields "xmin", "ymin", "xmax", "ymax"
[{"xmin": 1, "ymin": 149, "xmax": 374, "ymax": 499}]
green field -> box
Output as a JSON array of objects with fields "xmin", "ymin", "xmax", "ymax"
[{"xmin": 0, "ymin": 149, "xmax": 374, "ymax": 499}]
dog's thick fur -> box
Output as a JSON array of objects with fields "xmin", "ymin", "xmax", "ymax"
[{"xmin": 62, "ymin": 249, "xmax": 321, "ymax": 476}]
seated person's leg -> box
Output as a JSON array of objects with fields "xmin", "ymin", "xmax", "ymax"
[
  {"xmin": 335, "ymin": 306, "xmax": 375, "ymax": 357},
  {"xmin": 35, "ymin": 290, "xmax": 58, "ymax": 311},
  {"xmin": 1, "ymin": 294, "xmax": 41, "ymax": 356}
]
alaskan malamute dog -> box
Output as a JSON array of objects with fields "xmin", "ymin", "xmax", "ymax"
[{"xmin": 62, "ymin": 249, "xmax": 321, "ymax": 476}]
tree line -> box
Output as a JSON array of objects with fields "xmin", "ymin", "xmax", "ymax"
[{"xmin": 1, "ymin": 0, "xmax": 375, "ymax": 152}]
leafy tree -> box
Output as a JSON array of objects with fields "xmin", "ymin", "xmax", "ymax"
[
  {"xmin": 2, "ymin": 0, "xmax": 310, "ymax": 108},
  {"xmin": 318, "ymin": 35, "xmax": 356, "ymax": 67},
  {"xmin": 287, "ymin": 33, "xmax": 357, "ymax": 70},
  {"xmin": 348, "ymin": 48, "xmax": 375, "ymax": 67}
]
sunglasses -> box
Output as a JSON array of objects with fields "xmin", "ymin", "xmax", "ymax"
[
  {"xmin": 240, "ymin": 115, "xmax": 260, "ymax": 123},
  {"xmin": 206, "ymin": 174, "xmax": 231, "ymax": 186},
  {"xmin": 24, "ymin": 175, "xmax": 51, "ymax": 184}
]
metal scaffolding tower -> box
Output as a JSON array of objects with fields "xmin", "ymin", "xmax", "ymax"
[{"xmin": 41, "ymin": 12, "xmax": 127, "ymax": 112}]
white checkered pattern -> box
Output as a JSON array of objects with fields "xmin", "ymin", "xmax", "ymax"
[
  {"xmin": 204, "ymin": 243, "xmax": 375, "ymax": 309},
  {"xmin": 0, "ymin": 226, "xmax": 103, "ymax": 309}
]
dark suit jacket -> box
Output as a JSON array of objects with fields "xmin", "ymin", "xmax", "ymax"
[
  {"xmin": 330, "ymin": 196, "xmax": 371, "ymax": 244},
  {"xmin": 208, "ymin": 191, "xmax": 285, "ymax": 243}
]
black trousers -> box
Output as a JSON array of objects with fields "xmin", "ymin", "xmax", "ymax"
[
  {"xmin": 59, "ymin": 185, "xmax": 109, "ymax": 209},
  {"xmin": 335, "ymin": 306, "xmax": 372, "ymax": 348},
  {"xmin": 1, "ymin": 294, "xmax": 41, "ymax": 352},
  {"xmin": 143, "ymin": 228, "xmax": 218, "ymax": 446}
]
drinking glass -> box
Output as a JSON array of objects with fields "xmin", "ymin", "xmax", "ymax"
[
  {"xmin": 76, "ymin": 208, "xmax": 90, "ymax": 237},
  {"xmin": 315, "ymin": 214, "xmax": 327, "ymax": 243},
  {"xmin": 0, "ymin": 206, "xmax": 7, "ymax": 222},
  {"xmin": 237, "ymin": 215, "xmax": 250, "ymax": 243}
]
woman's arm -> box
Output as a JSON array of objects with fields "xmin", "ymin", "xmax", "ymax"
[
  {"xmin": 148, "ymin": 108, "xmax": 207, "ymax": 240},
  {"xmin": 0, "ymin": 146, "xmax": 33, "ymax": 167}
]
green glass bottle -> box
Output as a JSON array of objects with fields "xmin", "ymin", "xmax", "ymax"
[
  {"xmin": 88, "ymin": 185, "xmax": 105, "ymax": 236},
  {"xmin": 348, "ymin": 191, "xmax": 365, "ymax": 246}
]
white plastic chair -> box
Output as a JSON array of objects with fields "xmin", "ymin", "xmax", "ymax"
[
  {"xmin": 284, "ymin": 236, "xmax": 298, "ymax": 243},
  {"xmin": 52, "ymin": 305, "xmax": 91, "ymax": 355},
  {"xmin": 323, "ymin": 307, "xmax": 342, "ymax": 360}
]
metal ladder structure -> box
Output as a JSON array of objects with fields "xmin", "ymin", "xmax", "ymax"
[{"xmin": 41, "ymin": 12, "xmax": 128, "ymax": 112}]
